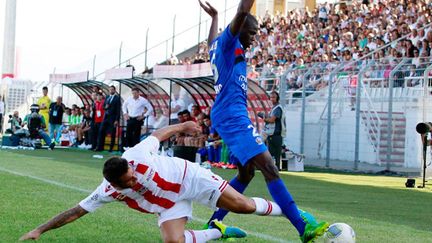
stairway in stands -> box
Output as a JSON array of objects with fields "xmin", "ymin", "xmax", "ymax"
[{"xmin": 361, "ymin": 111, "xmax": 406, "ymax": 166}]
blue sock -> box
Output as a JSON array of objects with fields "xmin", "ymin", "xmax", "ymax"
[
  {"xmin": 267, "ymin": 179, "xmax": 306, "ymax": 236},
  {"xmin": 208, "ymin": 176, "xmax": 248, "ymax": 223}
]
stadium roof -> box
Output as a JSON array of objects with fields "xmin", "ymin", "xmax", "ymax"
[
  {"xmin": 62, "ymin": 76, "xmax": 271, "ymax": 130},
  {"xmin": 62, "ymin": 80, "xmax": 111, "ymax": 106}
]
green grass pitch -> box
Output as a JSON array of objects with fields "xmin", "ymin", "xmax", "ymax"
[{"xmin": 0, "ymin": 148, "xmax": 431, "ymax": 242}]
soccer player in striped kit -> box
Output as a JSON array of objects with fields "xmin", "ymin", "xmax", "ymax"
[{"xmin": 21, "ymin": 121, "xmax": 302, "ymax": 242}]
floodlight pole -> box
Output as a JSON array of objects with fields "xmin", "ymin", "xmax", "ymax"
[
  {"xmin": 145, "ymin": 28, "xmax": 149, "ymax": 69},
  {"xmin": 172, "ymin": 15, "xmax": 176, "ymax": 55},
  {"xmin": 198, "ymin": 8, "xmax": 202, "ymax": 45},
  {"xmin": 119, "ymin": 41, "xmax": 123, "ymax": 68},
  {"xmin": 92, "ymin": 55, "xmax": 96, "ymax": 80}
]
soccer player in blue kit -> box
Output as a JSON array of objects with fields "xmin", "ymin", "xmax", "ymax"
[{"xmin": 199, "ymin": 0, "xmax": 329, "ymax": 242}]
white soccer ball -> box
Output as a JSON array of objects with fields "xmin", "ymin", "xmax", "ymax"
[{"xmin": 323, "ymin": 223, "xmax": 356, "ymax": 243}]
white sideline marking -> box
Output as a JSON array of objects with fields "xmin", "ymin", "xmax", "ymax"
[{"xmin": 0, "ymin": 166, "xmax": 290, "ymax": 243}]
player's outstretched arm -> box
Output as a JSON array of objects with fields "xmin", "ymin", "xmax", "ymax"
[
  {"xmin": 199, "ymin": 0, "xmax": 218, "ymax": 44},
  {"xmin": 230, "ymin": 0, "xmax": 255, "ymax": 36},
  {"xmin": 19, "ymin": 205, "xmax": 88, "ymax": 241},
  {"xmin": 151, "ymin": 121, "xmax": 201, "ymax": 142}
]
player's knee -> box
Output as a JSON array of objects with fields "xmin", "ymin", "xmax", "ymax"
[
  {"xmin": 237, "ymin": 167, "xmax": 255, "ymax": 183},
  {"xmin": 237, "ymin": 172, "xmax": 254, "ymax": 183},
  {"xmin": 261, "ymin": 162, "xmax": 280, "ymax": 181},
  {"xmin": 233, "ymin": 196, "xmax": 255, "ymax": 213}
]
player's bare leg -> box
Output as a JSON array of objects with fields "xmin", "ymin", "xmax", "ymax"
[
  {"xmin": 160, "ymin": 217, "xmax": 187, "ymax": 243},
  {"xmin": 206, "ymin": 161, "xmax": 255, "ymax": 224}
]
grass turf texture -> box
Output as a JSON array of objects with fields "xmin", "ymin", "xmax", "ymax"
[{"xmin": 0, "ymin": 149, "xmax": 431, "ymax": 242}]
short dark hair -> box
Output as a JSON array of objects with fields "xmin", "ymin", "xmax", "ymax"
[
  {"xmin": 103, "ymin": 157, "xmax": 129, "ymax": 184},
  {"xmin": 131, "ymin": 87, "xmax": 140, "ymax": 92},
  {"xmin": 202, "ymin": 114, "xmax": 210, "ymax": 120},
  {"xmin": 177, "ymin": 111, "xmax": 184, "ymax": 116},
  {"xmin": 42, "ymin": 86, "xmax": 48, "ymax": 91},
  {"xmin": 110, "ymin": 85, "xmax": 116, "ymax": 90},
  {"xmin": 182, "ymin": 109, "xmax": 190, "ymax": 116}
]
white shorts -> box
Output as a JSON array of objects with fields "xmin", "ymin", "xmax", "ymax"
[{"xmin": 157, "ymin": 163, "xmax": 228, "ymax": 227}]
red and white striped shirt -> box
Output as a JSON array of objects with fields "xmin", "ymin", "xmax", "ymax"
[{"xmin": 79, "ymin": 136, "xmax": 188, "ymax": 214}]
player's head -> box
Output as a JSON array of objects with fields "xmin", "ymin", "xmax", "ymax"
[
  {"xmin": 42, "ymin": 86, "xmax": 48, "ymax": 96},
  {"xmin": 239, "ymin": 13, "xmax": 258, "ymax": 48},
  {"xmin": 103, "ymin": 157, "xmax": 137, "ymax": 189}
]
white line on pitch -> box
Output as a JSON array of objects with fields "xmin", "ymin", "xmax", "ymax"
[{"xmin": 0, "ymin": 166, "xmax": 291, "ymax": 243}]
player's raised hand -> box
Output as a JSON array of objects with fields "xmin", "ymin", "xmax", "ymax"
[
  {"xmin": 19, "ymin": 229, "xmax": 41, "ymax": 241},
  {"xmin": 181, "ymin": 121, "xmax": 201, "ymax": 135},
  {"xmin": 199, "ymin": 0, "xmax": 218, "ymax": 18}
]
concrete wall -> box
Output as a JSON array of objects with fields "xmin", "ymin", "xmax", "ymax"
[{"xmin": 285, "ymin": 106, "xmax": 377, "ymax": 165}]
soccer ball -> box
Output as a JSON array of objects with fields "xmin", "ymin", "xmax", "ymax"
[{"xmin": 323, "ymin": 223, "xmax": 356, "ymax": 243}]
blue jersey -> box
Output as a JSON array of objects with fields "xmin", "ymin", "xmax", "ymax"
[{"xmin": 209, "ymin": 26, "xmax": 249, "ymax": 126}]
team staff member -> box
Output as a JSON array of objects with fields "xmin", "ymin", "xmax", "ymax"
[
  {"xmin": 122, "ymin": 87, "xmax": 153, "ymax": 149},
  {"xmin": 95, "ymin": 86, "xmax": 120, "ymax": 152},
  {"xmin": 91, "ymin": 92, "xmax": 105, "ymax": 150}
]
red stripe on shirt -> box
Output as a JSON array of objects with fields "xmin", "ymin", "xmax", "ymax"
[
  {"xmin": 136, "ymin": 163, "xmax": 149, "ymax": 174},
  {"xmin": 110, "ymin": 191, "xmax": 151, "ymax": 214},
  {"xmin": 235, "ymin": 48, "xmax": 244, "ymax": 56},
  {"xmin": 143, "ymin": 191, "xmax": 175, "ymax": 209},
  {"xmin": 131, "ymin": 183, "xmax": 143, "ymax": 191},
  {"xmin": 153, "ymin": 172, "xmax": 181, "ymax": 193}
]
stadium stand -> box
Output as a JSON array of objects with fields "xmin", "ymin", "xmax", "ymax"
[{"xmin": 171, "ymin": 0, "xmax": 432, "ymax": 93}]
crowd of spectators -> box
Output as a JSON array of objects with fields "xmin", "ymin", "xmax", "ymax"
[{"xmin": 167, "ymin": 0, "xmax": 432, "ymax": 92}]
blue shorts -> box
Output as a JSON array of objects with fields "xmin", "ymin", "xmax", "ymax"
[{"xmin": 214, "ymin": 119, "xmax": 267, "ymax": 166}]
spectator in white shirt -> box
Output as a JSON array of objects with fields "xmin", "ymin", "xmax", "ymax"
[{"xmin": 123, "ymin": 87, "xmax": 153, "ymax": 148}]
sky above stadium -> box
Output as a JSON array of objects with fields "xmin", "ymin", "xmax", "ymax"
[{"xmin": 0, "ymin": 0, "xmax": 240, "ymax": 81}]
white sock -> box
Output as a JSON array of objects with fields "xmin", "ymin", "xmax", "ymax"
[
  {"xmin": 252, "ymin": 197, "xmax": 283, "ymax": 216},
  {"xmin": 184, "ymin": 229, "xmax": 222, "ymax": 243}
]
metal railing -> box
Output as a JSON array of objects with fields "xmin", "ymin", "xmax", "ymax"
[{"xmin": 276, "ymin": 56, "xmax": 432, "ymax": 171}]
